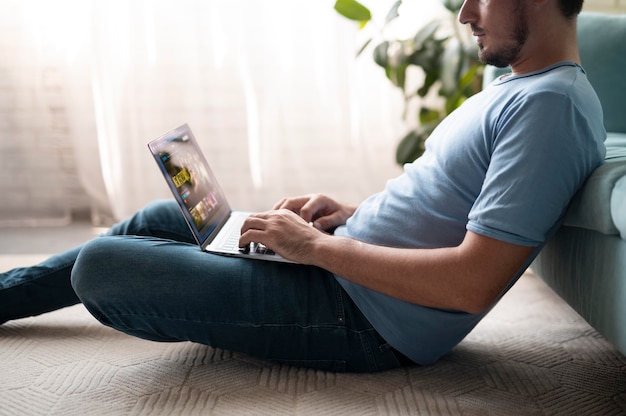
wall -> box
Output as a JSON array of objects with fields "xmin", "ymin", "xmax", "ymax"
[
  {"xmin": 586, "ymin": 0, "xmax": 626, "ymax": 13},
  {"xmin": 0, "ymin": 1, "xmax": 624, "ymax": 226},
  {"xmin": 0, "ymin": 6, "xmax": 88, "ymax": 226}
]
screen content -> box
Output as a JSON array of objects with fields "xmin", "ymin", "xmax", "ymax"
[{"xmin": 152, "ymin": 131, "xmax": 228, "ymax": 239}]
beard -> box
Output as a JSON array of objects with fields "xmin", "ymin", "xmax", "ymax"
[{"xmin": 477, "ymin": 4, "xmax": 529, "ymax": 68}]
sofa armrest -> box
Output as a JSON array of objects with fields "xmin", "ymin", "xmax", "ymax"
[
  {"xmin": 564, "ymin": 156, "xmax": 626, "ymax": 236},
  {"xmin": 563, "ymin": 133, "xmax": 626, "ymax": 236}
]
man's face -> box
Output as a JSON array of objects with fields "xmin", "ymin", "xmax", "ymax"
[{"xmin": 459, "ymin": 0, "xmax": 530, "ymax": 68}]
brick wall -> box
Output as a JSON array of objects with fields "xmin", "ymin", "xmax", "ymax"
[{"xmin": 0, "ymin": 6, "xmax": 88, "ymax": 226}]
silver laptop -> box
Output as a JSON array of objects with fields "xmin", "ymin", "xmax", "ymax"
[{"xmin": 148, "ymin": 123, "xmax": 295, "ymax": 263}]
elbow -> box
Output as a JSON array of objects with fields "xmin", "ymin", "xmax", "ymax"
[
  {"xmin": 457, "ymin": 290, "xmax": 500, "ymax": 315},
  {"xmin": 457, "ymin": 271, "xmax": 523, "ymax": 314},
  {"xmin": 463, "ymin": 299, "xmax": 494, "ymax": 315}
]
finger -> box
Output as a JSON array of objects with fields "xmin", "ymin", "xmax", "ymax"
[
  {"xmin": 238, "ymin": 228, "xmax": 265, "ymax": 248},
  {"xmin": 299, "ymin": 196, "xmax": 327, "ymax": 223},
  {"xmin": 271, "ymin": 198, "xmax": 288, "ymax": 210},
  {"xmin": 273, "ymin": 196, "xmax": 309, "ymax": 212},
  {"xmin": 311, "ymin": 209, "xmax": 347, "ymax": 231},
  {"xmin": 240, "ymin": 214, "xmax": 267, "ymax": 234}
]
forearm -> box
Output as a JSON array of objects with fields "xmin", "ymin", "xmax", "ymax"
[
  {"xmin": 311, "ymin": 236, "xmax": 469, "ymax": 311},
  {"xmin": 308, "ymin": 232, "xmax": 533, "ymax": 314}
]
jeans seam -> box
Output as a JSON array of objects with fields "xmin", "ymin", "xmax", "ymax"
[
  {"xmin": 333, "ymin": 280, "xmax": 346, "ymax": 325},
  {"xmin": 103, "ymin": 312, "xmax": 350, "ymax": 331},
  {"xmin": 362, "ymin": 329, "xmax": 380, "ymax": 372}
]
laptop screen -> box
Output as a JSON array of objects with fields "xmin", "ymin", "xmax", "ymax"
[{"xmin": 148, "ymin": 124, "xmax": 231, "ymax": 245}]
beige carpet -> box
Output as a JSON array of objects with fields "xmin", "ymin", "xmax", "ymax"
[{"xmin": 1, "ymin": 267, "xmax": 625, "ymax": 415}]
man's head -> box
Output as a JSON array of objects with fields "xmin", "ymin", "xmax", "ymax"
[{"xmin": 459, "ymin": 0, "xmax": 584, "ymax": 70}]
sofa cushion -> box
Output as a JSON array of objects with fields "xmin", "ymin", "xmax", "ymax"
[
  {"xmin": 578, "ymin": 13, "xmax": 626, "ymax": 134},
  {"xmin": 611, "ymin": 175, "xmax": 626, "ymax": 240},
  {"xmin": 606, "ymin": 132, "xmax": 626, "ymax": 160},
  {"xmin": 563, "ymin": 134, "xmax": 626, "ymax": 236}
]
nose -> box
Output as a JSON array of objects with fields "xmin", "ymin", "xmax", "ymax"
[{"xmin": 458, "ymin": 0, "xmax": 475, "ymax": 25}]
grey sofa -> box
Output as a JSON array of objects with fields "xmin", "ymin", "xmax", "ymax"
[{"xmin": 483, "ymin": 12, "xmax": 626, "ymax": 356}]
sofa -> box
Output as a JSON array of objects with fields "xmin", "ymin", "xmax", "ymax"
[{"xmin": 483, "ymin": 12, "xmax": 626, "ymax": 356}]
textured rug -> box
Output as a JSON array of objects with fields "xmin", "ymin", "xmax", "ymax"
[{"xmin": 1, "ymin": 269, "xmax": 625, "ymax": 416}]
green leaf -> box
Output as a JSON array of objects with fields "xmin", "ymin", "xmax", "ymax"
[
  {"xmin": 413, "ymin": 20, "xmax": 440, "ymax": 48},
  {"xmin": 444, "ymin": 93, "xmax": 464, "ymax": 114},
  {"xmin": 396, "ymin": 130, "xmax": 423, "ymax": 165},
  {"xmin": 373, "ymin": 41, "xmax": 390, "ymax": 68},
  {"xmin": 419, "ymin": 107, "xmax": 441, "ymax": 124},
  {"xmin": 409, "ymin": 28, "xmax": 446, "ymax": 74},
  {"xmin": 417, "ymin": 70, "xmax": 439, "ymax": 97},
  {"xmin": 458, "ymin": 64, "xmax": 480, "ymax": 92},
  {"xmin": 386, "ymin": 64, "xmax": 408, "ymax": 90},
  {"xmin": 334, "ymin": 0, "xmax": 372, "ymax": 23},
  {"xmin": 384, "ymin": 1, "xmax": 403, "ymax": 24},
  {"xmin": 440, "ymin": 0, "xmax": 464, "ymax": 13},
  {"xmin": 440, "ymin": 37, "xmax": 462, "ymax": 96},
  {"xmin": 355, "ymin": 38, "xmax": 373, "ymax": 57},
  {"xmin": 395, "ymin": 125, "xmax": 435, "ymax": 165}
]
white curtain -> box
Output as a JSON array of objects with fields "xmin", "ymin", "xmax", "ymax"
[{"xmin": 1, "ymin": 0, "xmax": 446, "ymax": 225}]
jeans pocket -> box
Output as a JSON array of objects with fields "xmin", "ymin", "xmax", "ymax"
[{"xmin": 360, "ymin": 330, "xmax": 411, "ymax": 372}]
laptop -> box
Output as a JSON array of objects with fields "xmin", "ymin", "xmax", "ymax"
[{"xmin": 148, "ymin": 123, "xmax": 295, "ymax": 263}]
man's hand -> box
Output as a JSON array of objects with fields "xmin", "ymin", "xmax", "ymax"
[
  {"xmin": 239, "ymin": 209, "xmax": 329, "ymax": 264},
  {"xmin": 272, "ymin": 193, "xmax": 357, "ymax": 232},
  {"xmin": 238, "ymin": 194, "xmax": 356, "ymax": 264}
]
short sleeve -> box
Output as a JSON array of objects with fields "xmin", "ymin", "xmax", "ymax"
[{"xmin": 467, "ymin": 90, "xmax": 603, "ymax": 246}]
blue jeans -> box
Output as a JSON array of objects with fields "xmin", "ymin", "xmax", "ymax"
[{"xmin": 0, "ymin": 200, "xmax": 408, "ymax": 372}]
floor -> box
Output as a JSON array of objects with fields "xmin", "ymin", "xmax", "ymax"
[
  {"xmin": 0, "ymin": 222, "xmax": 106, "ymax": 271},
  {"xmin": 1, "ymin": 223, "xmax": 626, "ymax": 415},
  {"xmin": 0, "ymin": 222, "xmax": 103, "ymax": 255}
]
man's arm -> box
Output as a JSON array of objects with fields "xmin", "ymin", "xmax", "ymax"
[
  {"xmin": 310, "ymin": 229, "xmax": 534, "ymax": 314},
  {"xmin": 240, "ymin": 203, "xmax": 534, "ymax": 315}
]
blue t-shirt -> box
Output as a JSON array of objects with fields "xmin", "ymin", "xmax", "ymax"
[{"xmin": 334, "ymin": 62, "xmax": 606, "ymax": 365}]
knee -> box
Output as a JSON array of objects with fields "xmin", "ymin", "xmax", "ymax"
[
  {"xmin": 70, "ymin": 237, "xmax": 125, "ymax": 304},
  {"xmin": 107, "ymin": 199, "xmax": 190, "ymax": 241},
  {"xmin": 141, "ymin": 199, "xmax": 180, "ymax": 219}
]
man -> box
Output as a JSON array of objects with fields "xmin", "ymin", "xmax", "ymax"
[{"xmin": 0, "ymin": 0, "xmax": 605, "ymax": 372}]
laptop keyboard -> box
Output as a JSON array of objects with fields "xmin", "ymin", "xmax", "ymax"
[
  {"xmin": 217, "ymin": 214, "xmax": 275, "ymax": 256},
  {"xmin": 240, "ymin": 242, "xmax": 275, "ymax": 256}
]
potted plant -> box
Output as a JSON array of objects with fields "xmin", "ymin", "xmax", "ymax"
[{"xmin": 334, "ymin": 0, "xmax": 484, "ymax": 165}]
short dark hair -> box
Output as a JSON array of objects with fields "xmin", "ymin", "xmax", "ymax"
[{"xmin": 559, "ymin": 0, "xmax": 584, "ymax": 19}]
